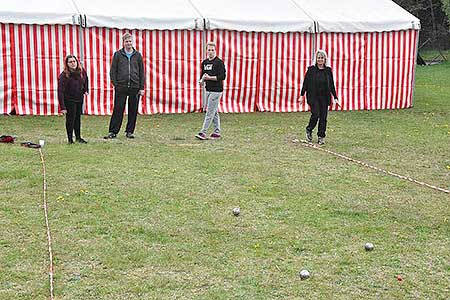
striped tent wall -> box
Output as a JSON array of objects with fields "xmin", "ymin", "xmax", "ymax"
[
  {"xmin": 316, "ymin": 29, "xmax": 418, "ymax": 111},
  {"xmin": 0, "ymin": 25, "xmax": 418, "ymax": 115},
  {"xmin": 257, "ymin": 32, "xmax": 312, "ymax": 112},
  {"xmin": 205, "ymin": 30, "xmax": 312, "ymax": 113},
  {"xmin": 205, "ymin": 30, "xmax": 259, "ymax": 113},
  {"xmin": 0, "ymin": 23, "xmax": 80, "ymax": 115},
  {"xmin": 83, "ymin": 28, "xmax": 203, "ymax": 115},
  {"xmin": 0, "ymin": 23, "xmax": 13, "ymax": 114}
]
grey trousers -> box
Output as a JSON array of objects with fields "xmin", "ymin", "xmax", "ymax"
[{"xmin": 200, "ymin": 91, "xmax": 222, "ymax": 134}]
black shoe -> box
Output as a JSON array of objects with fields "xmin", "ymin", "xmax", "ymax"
[
  {"xmin": 306, "ymin": 129, "xmax": 313, "ymax": 143},
  {"xmin": 318, "ymin": 137, "xmax": 325, "ymax": 145},
  {"xmin": 104, "ymin": 133, "xmax": 117, "ymax": 139},
  {"xmin": 68, "ymin": 140, "xmax": 74, "ymax": 145},
  {"xmin": 125, "ymin": 132, "xmax": 135, "ymax": 139},
  {"xmin": 76, "ymin": 138, "xmax": 87, "ymax": 144}
]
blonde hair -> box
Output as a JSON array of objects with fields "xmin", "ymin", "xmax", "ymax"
[{"xmin": 122, "ymin": 32, "xmax": 133, "ymax": 42}]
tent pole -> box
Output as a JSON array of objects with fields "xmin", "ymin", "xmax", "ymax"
[
  {"xmin": 311, "ymin": 21, "xmax": 318, "ymax": 64},
  {"xmin": 201, "ymin": 19, "xmax": 207, "ymax": 111},
  {"xmin": 202, "ymin": 18, "xmax": 207, "ymax": 57},
  {"xmin": 77, "ymin": 14, "xmax": 86, "ymax": 115},
  {"xmin": 410, "ymin": 29, "xmax": 420, "ymax": 108},
  {"xmin": 78, "ymin": 15, "xmax": 86, "ymax": 66}
]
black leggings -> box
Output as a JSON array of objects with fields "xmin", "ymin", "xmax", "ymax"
[
  {"xmin": 65, "ymin": 100, "xmax": 83, "ymax": 142},
  {"xmin": 306, "ymin": 98, "xmax": 329, "ymax": 138}
]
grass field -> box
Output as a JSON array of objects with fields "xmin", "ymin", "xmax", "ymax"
[{"xmin": 1, "ymin": 60, "xmax": 449, "ymax": 300}]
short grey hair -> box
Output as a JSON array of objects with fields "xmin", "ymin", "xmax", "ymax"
[
  {"xmin": 313, "ymin": 49, "xmax": 330, "ymax": 67},
  {"xmin": 206, "ymin": 41, "xmax": 216, "ymax": 49}
]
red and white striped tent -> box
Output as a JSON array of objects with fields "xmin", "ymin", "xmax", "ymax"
[
  {"xmin": 0, "ymin": 0, "xmax": 80, "ymax": 115},
  {"xmin": 293, "ymin": 0, "xmax": 421, "ymax": 111},
  {"xmin": 73, "ymin": 0, "xmax": 204, "ymax": 115},
  {"xmin": 0, "ymin": 0, "xmax": 420, "ymax": 115},
  {"xmin": 191, "ymin": 0, "xmax": 315, "ymax": 113}
]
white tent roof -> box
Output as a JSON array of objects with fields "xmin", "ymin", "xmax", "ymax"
[
  {"xmin": 0, "ymin": 0, "xmax": 420, "ymax": 33},
  {"xmin": 0, "ymin": 0, "xmax": 78, "ymax": 25},
  {"xmin": 293, "ymin": 0, "xmax": 420, "ymax": 33},
  {"xmin": 191, "ymin": 0, "xmax": 314, "ymax": 32},
  {"xmin": 74, "ymin": 0, "xmax": 203, "ymax": 30}
]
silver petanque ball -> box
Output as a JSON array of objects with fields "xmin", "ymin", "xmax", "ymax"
[
  {"xmin": 232, "ymin": 207, "xmax": 240, "ymax": 216},
  {"xmin": 299, "ymin": 269, "xmax": 310, "ymax": 280},
  {"xmin": 364, "ymin": 242, "xmax": 374, "ymax": 251}
]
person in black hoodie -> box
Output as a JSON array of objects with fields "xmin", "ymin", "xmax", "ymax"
[
  {"xmin": 58, "ymin": 55, "xmax": 89, "ymax": 144},
  {"xmin": 105, "ymin": 33, "xmax": 145, "ymax": 139},
  {"xmin": 300, "ymin": 49, "xmax": 338, "ymax": 145},
  {"xmin": 195, "ymin": 41, "xmax": 226, "ymax": 140}
]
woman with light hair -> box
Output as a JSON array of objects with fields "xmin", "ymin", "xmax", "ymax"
[{"xmin": 300, "ymin": 49, "xmax": 338, "ymax": 145}]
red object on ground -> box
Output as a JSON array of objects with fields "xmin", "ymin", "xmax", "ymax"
[
  {"xmin": 397, "ymin": 275, "xmax": 403, "ymax": 281},
  {"xmin": 0, "ymin": 135, "xmax": 15, "ymax": 143}
]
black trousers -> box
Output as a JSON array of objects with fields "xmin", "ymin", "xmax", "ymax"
[
  {"xmin": 108, "ymin": 87, "xmax": 139, "ymax": 134},
  {"xmin": 306, "ymin": 98, "xmax": 329, "ymax": 138},
  {"xmin": 65, "ymin": 100, "xmax": 83, "ymax": 142}
]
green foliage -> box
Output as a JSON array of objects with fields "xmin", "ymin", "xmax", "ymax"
[
  {"xmin": 394, "ymin": 0, "xmax": 450, "ymax": 48},
  {"xmin": 442, "ymin": 0, "xmax": 450, "ymax": 25}
]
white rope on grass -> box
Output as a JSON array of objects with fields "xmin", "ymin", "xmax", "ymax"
[
  {"xmin": 38, "ymin": 148, "xmax": 55, "ymax": 300},
  {"xmin": 295, "ymin": 140, "xmax": 450, "ymax": 194}
]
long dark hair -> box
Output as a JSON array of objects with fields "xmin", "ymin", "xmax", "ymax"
[{"xmin": 63, "ymin": 55, "xmax": 84, "ymax": 78}]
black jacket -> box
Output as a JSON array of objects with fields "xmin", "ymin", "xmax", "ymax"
[
  {"xmin": 301, "ymin": 65, "xmax": 337, "ymax": 106},
  {"xmin": 110, "ymin": 48, "xmax": 145, "ymax": 90}
]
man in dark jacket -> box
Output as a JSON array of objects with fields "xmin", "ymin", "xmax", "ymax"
[{"xmin": 105, "ymin": 33, "xmax": 145, "ymax": 139}]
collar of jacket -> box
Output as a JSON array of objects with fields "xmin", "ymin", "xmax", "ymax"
[
  {"xmin": 311, "ymin": 65, "xmax": 329, "ymax": 71},
  {"xmin": 119, "ymin": 48, "xmax": 137, "ymax": 57}
]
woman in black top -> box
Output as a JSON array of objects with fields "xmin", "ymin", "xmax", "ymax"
[
  {"xmin": 300, "ymin": 50, "xmax": 338, "ymax": 145},
  {"xmin": 58, "ymin": 55, "xmax": 89, "ymax": 144}
]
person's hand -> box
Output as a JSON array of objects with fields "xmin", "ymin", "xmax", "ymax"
[
  {"xmin": 138, "ymin": 90, "xmax": 145, "ymax": 96},
  {"xmin": 61, "ymin": 110, "xmax": 67, "ymax": 115},
  {"xmin": 199, "ymin": 74, "xmax": 205, "ymax": 85},
  {"xmin": 203, "ymin": 74, "xmax": 212, "ymax": 81},
  {"xmin": 84, "ymin": 92, "xmax": 89, "ymax": 96},
  {"xmin": 298, "ymin": 96, "xmax": 304, "ymax": 104},
  {"xmin": 333, "ymin": 98, "xmax": 341, "ymax": 107}
]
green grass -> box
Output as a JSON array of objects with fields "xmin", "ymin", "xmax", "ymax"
[
  {"xmin": 1, "ymin": 62, "xmax": 449, "ymax": 299},
  {"xmin": 419, "ymin": 49, "xmax": 450, "ymax": 62}
]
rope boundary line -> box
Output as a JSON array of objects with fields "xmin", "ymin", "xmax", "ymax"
[
  {"xmin": 38, "ymin": 148, "xmax": 55, "ymax": 300},
  {"xmin": 294, "ymin": 139, "xmax": 450, "ymax": 194}
]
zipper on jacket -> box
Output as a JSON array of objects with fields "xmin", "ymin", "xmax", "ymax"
[{"xmin": 128, "ymin": 56, "xmax": 131, "ymax": 88}]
